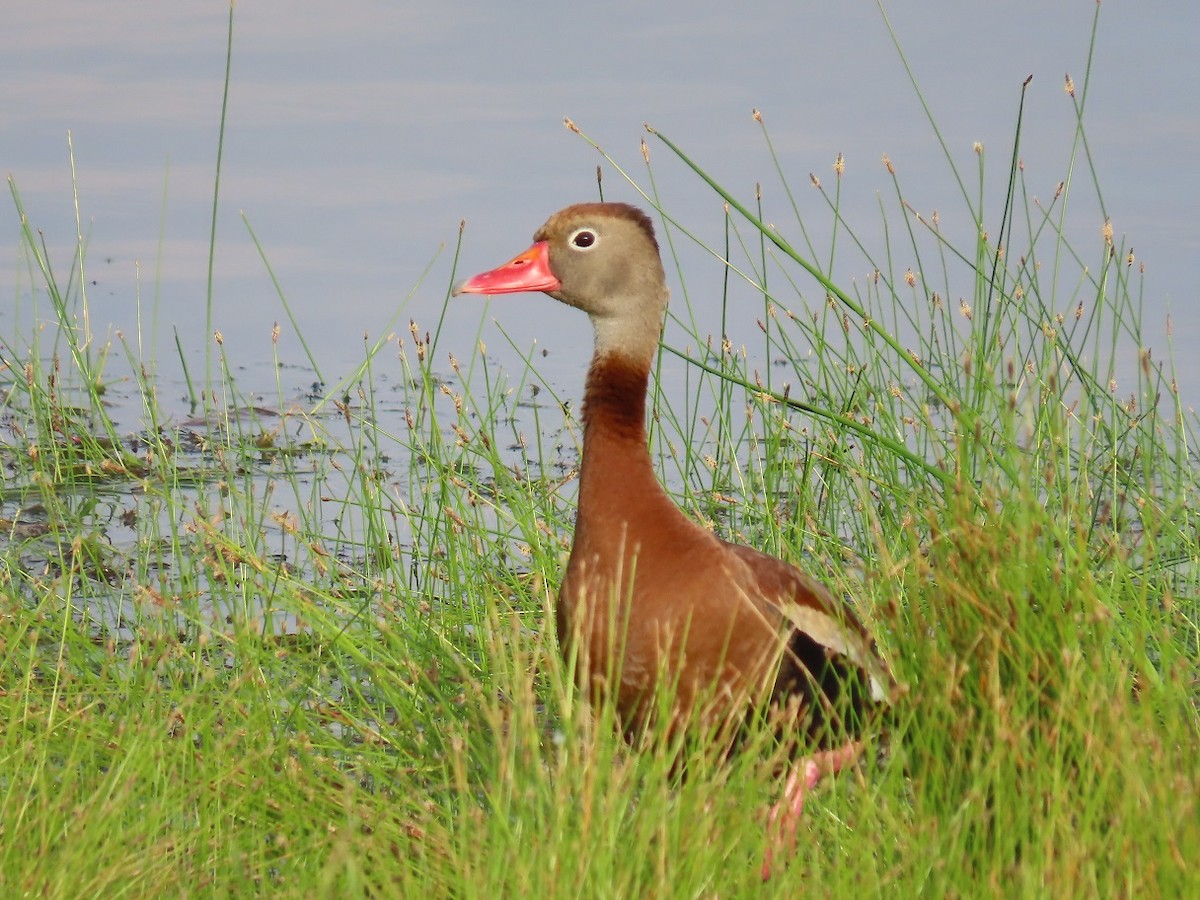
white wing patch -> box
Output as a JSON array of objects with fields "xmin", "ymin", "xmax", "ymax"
[
  {"xmin": 774, "ymin": 599, "xmax": 892, "ymax": 704},
  {"xmin": 719, "ymin": 550, "xmax": 893, "ymax": 705}
]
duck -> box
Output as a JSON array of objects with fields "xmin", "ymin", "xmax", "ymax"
[{"xmin": 455, "ymin": 202, "xmax": 892, "ymax": 878}]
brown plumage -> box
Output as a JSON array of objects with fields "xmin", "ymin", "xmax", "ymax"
[{"xmin": 456, "ymin": 202, "xmax": 891, "ymax": 877}]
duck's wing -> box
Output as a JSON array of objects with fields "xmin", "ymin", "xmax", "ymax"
[{"xmin": 721, "ymin": 542, "xmax": 893, "ymax": 705}]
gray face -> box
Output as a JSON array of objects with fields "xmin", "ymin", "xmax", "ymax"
[{"xmin": 534, "ymin": 203, "xmax": 669, "ymax": 360}]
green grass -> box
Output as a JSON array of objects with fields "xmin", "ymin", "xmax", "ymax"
[{"xmin": 3, "ymin": 8, "xmax": 1198, "ymax": 897}]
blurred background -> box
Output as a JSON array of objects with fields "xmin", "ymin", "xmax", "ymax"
[{"xmin": 3, "ymin": 1, "xmax": 1196, "ymax": 402}]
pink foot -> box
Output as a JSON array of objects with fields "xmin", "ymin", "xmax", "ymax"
[{"xmin": 761, "ymin": 741, "xmax": 866, "ymax": 881}]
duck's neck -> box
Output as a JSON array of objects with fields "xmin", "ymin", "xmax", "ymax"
[
  {"xmin": 576, "ymin": 352, "xmax": 663, "ymax": 510},
  {"xmin": 582, "ymin": 353, "xmax": 650, "ymax": 443}
]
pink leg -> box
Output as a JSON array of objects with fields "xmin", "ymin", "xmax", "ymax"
[{"xmin": 761, "ymin": 741, "xmax": 866, "ymax": 881}]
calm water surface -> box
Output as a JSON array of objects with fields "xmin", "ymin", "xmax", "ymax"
[{"xmin": 4, "ymin": 0, "xmax": 1198, "ymax": 419}]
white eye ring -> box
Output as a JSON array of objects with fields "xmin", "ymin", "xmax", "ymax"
[{"xmin": 568, "ymin": 227, "xmax": 599, "ymax": 250}]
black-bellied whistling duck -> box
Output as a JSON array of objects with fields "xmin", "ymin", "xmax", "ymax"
[{"xmin": 455, "ymin": 202, "xmax": 892, "ymax": 878}]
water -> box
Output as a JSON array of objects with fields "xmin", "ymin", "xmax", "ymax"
[
  {"xmin": 2, "ymin": 0, "xmax": 1196, "ymax": 548},
  {"xmin": 4, "ymin": 2, "xmax": 1197, "ymax": 407},
  {"xmin": 3, "ymin": 1, "xmax": 1196, "ymax": 654}
]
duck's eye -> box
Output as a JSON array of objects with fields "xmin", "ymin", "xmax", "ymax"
[{"xmin": 569, "ymin": 228, "xmax": 598, "ymax": 249}]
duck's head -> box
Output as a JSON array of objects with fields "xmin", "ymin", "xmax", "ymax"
[{"xmin": 455, "ymin": 202, "xmax": 668, "ymax": 359}]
